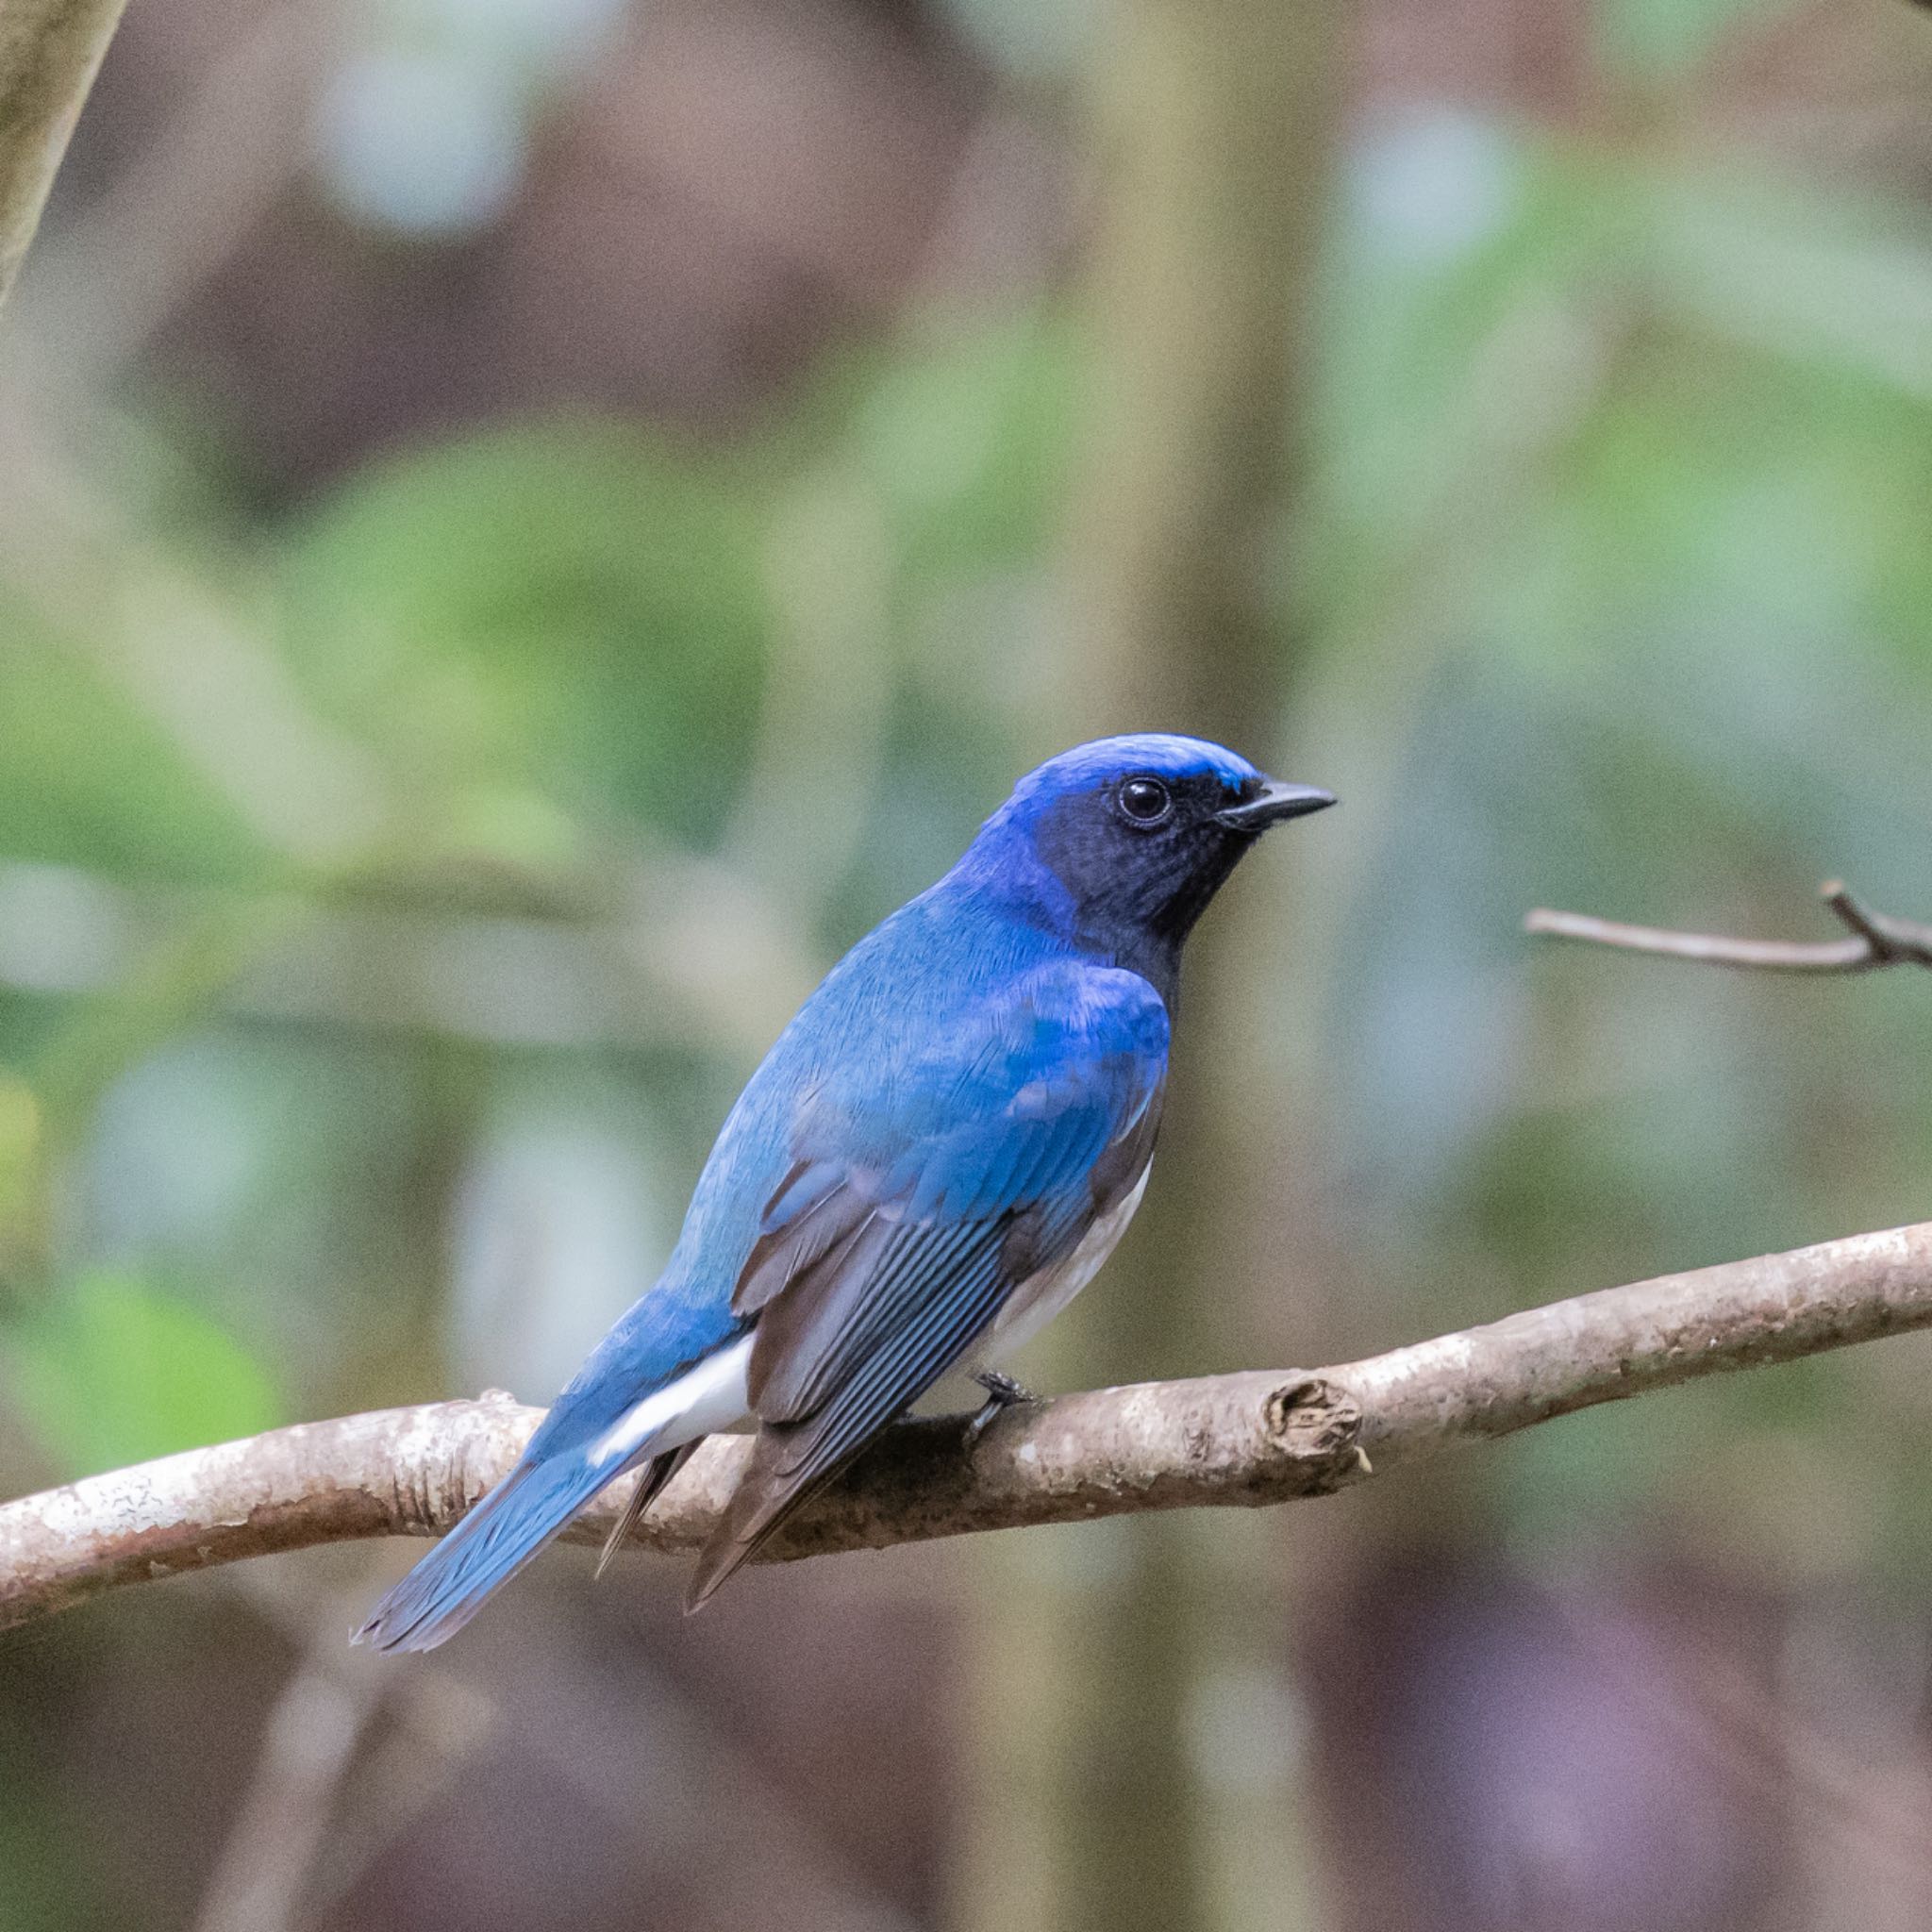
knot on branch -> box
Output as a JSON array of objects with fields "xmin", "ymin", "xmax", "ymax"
[{"xmin": 1265, "ymin": 1374, "xmax": 1369, "ymax": 1493}]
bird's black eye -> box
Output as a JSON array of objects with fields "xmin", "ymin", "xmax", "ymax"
[{"xmin": 1116, "ymin": 775, "xmax": 1174, "ymax": 827}]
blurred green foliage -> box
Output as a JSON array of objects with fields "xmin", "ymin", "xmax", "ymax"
[
  {"xmin": 279, "ymin": 425, "xmax": 770, "ymax": 841},
  {"xmin": 0, "ymin": 608, "xmax": 267, "ymax": 887},
  {"xmin": 1600, "ymin": 0, "xmax": 1800, "ymax": 79},
  {"xmin": 9, "ymin": 1271, "xmax": 280, "ymax": 1477}
]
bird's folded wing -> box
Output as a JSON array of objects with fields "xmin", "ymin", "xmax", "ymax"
[{"xmin": 685, "ymin": 961, "xmax": 1169, "ymax": 1606}]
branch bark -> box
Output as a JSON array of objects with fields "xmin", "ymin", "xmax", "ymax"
[
  {"xmin": 6, "ymin": 1220, "xmax": 1932, "ymax": 1634},
  {"xmin": 1528, "ymin": 881, "xmax": 1932, "ymax": 974},
  {"xmin": 0, "ymin": 0, "xmax": 131, "ymax": 309}
]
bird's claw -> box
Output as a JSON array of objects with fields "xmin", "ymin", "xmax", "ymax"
[
  {"xmin": 966, "ymin": 1369, "xmax": 1038, "ymax": 1446},
  {"xmin": 974, "ymin": 1369, "xmax": 1036, "ymax": 1406}
]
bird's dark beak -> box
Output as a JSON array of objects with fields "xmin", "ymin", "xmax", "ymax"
[{"xmin": 1215, "ymin": 779, "xmax": 1337, "ymax": 831}]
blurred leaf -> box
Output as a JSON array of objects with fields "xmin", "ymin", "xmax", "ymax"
[
  {"xmin": 1598, "ymin": 0, "xmax": 1798, "ymax": 80},
  {"xmin": 1644, "ymin": 164, "xmax": 1932, "ymax": 413},
  {"xmin": 1313, "ymin": 143, "xmax": 1932, "ymax": 677},
  {"xmin": 277, "ymin": 422, "xmax": 771, "ymax": 843},
  {"xmin": 852, "ymin": 309, "xmax": 1081, "ymax": 585},
  {"xmin": 8, "ymin": 1272, "xmax": 282, "ymax": 1477},
  {"xmin": 0, "ymin": 1070, "xmax": 45, "ymax": 1271},
  {"xmin": 0, "ymin": 603, "xmax": 270, "ymax": 886},
  {"xmin": 839, "ymin": 311, "xmax": 1086, "ymax": 902}
]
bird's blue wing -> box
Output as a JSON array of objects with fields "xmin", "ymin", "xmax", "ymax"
[{"xmin": 686, "ymin": 960, "xmax": 1169, "ymax": 1605}]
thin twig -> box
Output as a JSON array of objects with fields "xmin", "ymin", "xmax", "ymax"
[
  {"xmin": 1527, "ymin": 882, "xmax": 1932, "ymax": 974},
  {"xmin": 4, "ymin": 1221, "xmax": 1932, "ymax": 1634},
  {"xmin": 0, "ymin": 0, "xmax": 133, "ymax": 310}
]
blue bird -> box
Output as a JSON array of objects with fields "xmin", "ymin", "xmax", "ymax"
[{"xmin": 357, "ymin": 735, "xmax": 1333, "ymax": 1650}]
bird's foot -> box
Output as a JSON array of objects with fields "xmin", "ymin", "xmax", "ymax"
[
  {"xmin": 974, "ymin": 1369, "xmax": 1036, "ymax": 1407},
  {"xmin": 966, "ymin": 1369, "xmax": 1038, "ymax": 1446}
]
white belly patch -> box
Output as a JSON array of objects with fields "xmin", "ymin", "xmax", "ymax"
[
  {"xmin": 589, "ymin": 1330, "xmax": 754, "ymax": 1468},
  {"xmin": 980, "ymin": 1163, "xmax": 1151, "ymax": 1365}
]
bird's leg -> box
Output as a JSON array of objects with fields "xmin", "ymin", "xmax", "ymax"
[{"xmin": 966, "ymin": 1368, "xmax": 1037, "ymax": 1445}]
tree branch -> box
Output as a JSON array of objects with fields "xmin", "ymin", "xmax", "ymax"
[
  {"xmin": 7, "ymin": 1221, "xmax": 1932, "ymax": 1634},
  {"xmin": 0, "ymin": 0, "xmax": 132, "ymax": 310},
  {"xmin": 1527, "ymin": 881, "xmax": 1932, "ymax": 974}
]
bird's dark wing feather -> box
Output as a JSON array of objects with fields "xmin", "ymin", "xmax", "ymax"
[{"xmin": 686, "ymin": 961, "xmax": 1168, "ymax": 1607}]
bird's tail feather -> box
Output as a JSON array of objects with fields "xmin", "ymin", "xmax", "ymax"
[
  {"xmin": 594, "ymin": 1440, "xmax": 698, "ymax": 1579},
  {"xmin": 683, "ymin": 1421, "xmax": 847, "ymax": 1612},
  {"xmin": 355, "ymin": 1451, "xmax": 616, "ymax": 1654}
]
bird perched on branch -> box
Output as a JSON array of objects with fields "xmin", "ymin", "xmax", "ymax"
[{"xmin": 358, "ymin": 735, "xmax": 1333, "ymax": 1650}]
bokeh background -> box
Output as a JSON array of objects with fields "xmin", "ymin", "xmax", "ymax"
[{"xmin": 8, "ymin": 0, "xmax": 1932, "ymax": 1925}]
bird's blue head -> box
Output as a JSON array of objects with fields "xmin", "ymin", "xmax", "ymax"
[{"xmin": 960, "ymin": 734, "xmax": 1334, "ymax": 991}]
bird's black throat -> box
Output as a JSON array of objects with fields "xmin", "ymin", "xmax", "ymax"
[{"xmin": 1031, "ymin": 791, "xmax": 1265, "ymax": 1007}]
